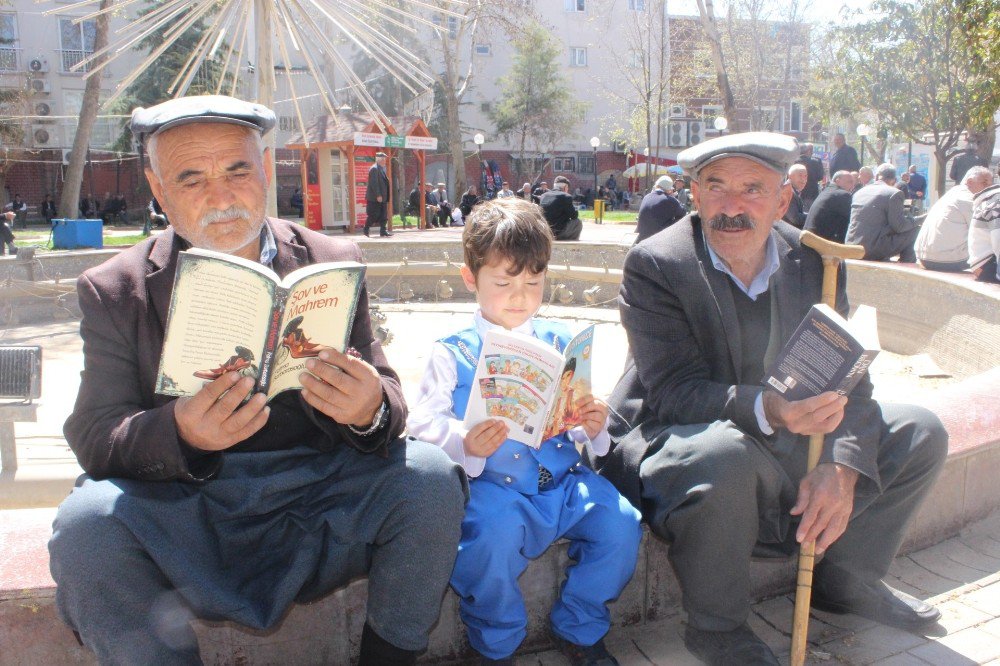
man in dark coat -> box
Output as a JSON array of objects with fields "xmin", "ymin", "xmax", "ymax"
[
  {"xmin": 828, "ymin": 132, "xmax": 861, "ymax": 177},
  {"xmin": 805, "ymin": 170, "xmax": 856, "ymax": 244},
  {"xmin": 365, "ymin": 151, "xmax": 391, "ymax": 237},
  {"xmin": 539, "ymin": 175, "xmax": 582, "ymax": 240},
  {"xmin": 950, "ymin": 144, "xmax": 990, "ymax": 185},
  {"xmin": 795, "ymin": 142, "xmax": 826, "ymax": 209},
  {"xmin": 590, "ymin": 132, "xmax": 946, "ymax": 665},
  {"xmin": 782, "ymin": 163, "xmax": 808, "ymax": 228},
  {"xmin": 47, "ymin": 96, "xmax": 467, "ymax": 665},
  {"xmin": 634, "ymin": 175, "xmax": 686, "ymax": 243},
  {"xmin": 847, "ymin": 164, "xmax": 918, "ymax": 262}
]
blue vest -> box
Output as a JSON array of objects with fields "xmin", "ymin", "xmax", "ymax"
[{"xmin": 441, "ymin": 322, "xmax": 582, "ymax": 495}]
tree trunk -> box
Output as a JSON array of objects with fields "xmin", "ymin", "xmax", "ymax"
[
  {"xmin": 446, "ymin": 92, "xmax": 464, "ymax": 196},
  {"xmin": 59, "ymin": 0, "xmax": 110, "ymax": 219},
  {"xmin": 934, "ymin": 147, "xmax": 948, "ymax": 198},
  {"xmin": 696, "ymin": 0, "xmax": 738, "ymax": 129}
]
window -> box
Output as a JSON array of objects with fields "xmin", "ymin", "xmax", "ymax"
[
  {"xmin": 578, "ymin": 155, "xmax": 595, "ymax": 174},
  {"xmin": 279, "ymin": 116, "xmax": 297, "ymax": 132},
  {"xmin": 564, "ymin": 0, "xmax": 586, "ymax": 12},
  {"xmin": 431, "ymin": 14, "xmax": 459, "ymax": 39},
  {"xmin": 553, "ymin": 156, "xmax": 576, "ymax": 172},
  {"xmin": 64, "ymin": 90, "xmax": 118, "ymax": 148},
  {"xmin": 628, "ymin": 49, "xmax": 643, "ymax": 69},
  {"xmin": 569, "ymin": 47, "xmax": 587, "ymax": 67},
  {"xmin": 789, "ymin": 101, "xmax": 802, "ymax": 132},
  {"xmin": 59, "ymin": 17, "xmax": 97, "ymax": 72},
  {"xmin": 480, "ymin": 101, "xmax": 491, "ymax": 113},
  {"xmin": 512, "ymin": 157, "xmax": 546, "ymax": 175},
  {"xmin": 702, "ymin": 104, "xmax": 724, "ymax": 131},
  {"xmin": 0, "ymin": 14, "xmax": 18, "ymax": 71},
  {"xmin": 628, "ymin": 0, "xmax": 647, "ymax": 9},
  {"xmin": 753, "ymin": 106, "xmax": 784, "ymax": 132},
  {"xmin": 474, "ymin": 43, "xmax": 492, "ymax": 56}
]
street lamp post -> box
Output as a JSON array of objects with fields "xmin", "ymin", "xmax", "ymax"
[
  {"xmin": 473, "ymin": 133, "xmax": 485, "ymax": 195},
  {"xmin": 856, "ymin": 124, "xmax": 871, "ymax": 165},
  {"xmin": 590, "ymin": 136, "xmax": 600, "ymax": 204}
]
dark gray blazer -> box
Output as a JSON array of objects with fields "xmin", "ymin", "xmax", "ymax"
[
  {"xmin": 64, "ymin": 219, "xmax": 406, "ymax": 482},
  {"xmin": 846, "ymin": 182, "xmax": 913, "ymax": 259},
  {"xmin": 599, "ymin": 215, "xmax": 881, "ymax": 506}
]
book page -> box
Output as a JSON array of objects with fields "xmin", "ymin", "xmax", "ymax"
[
  {"xmin": 267, "ymin": 264, "xmax": 366, "ymax": 398},
  {"xmin": 156, "ymin": 253, "xmax": 275, "ymax": 397},
  {"xmin": 463, "ymin": 330, "xmax": 564, "ymax": 448},
  {"xmin": 541, "ymin": 325, "xmax": 595, "ymax": 441}
]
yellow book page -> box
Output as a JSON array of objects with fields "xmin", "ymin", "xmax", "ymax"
[{"xmin": 157, "ymin": 257, "xmax": 275, "ymax": 397}]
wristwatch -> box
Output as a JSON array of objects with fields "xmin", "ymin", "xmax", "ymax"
[{"xmin": 347, "ymin": 395, "xmax": 389, "ymax": 436}]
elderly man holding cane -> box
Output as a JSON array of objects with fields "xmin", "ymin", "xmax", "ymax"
[{"xmin": 591, "ymin": 132, "xmax": 947, "ymax": 665}]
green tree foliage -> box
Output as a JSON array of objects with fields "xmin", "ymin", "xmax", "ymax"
[
  {"xmin": 813, "ymin": 0, "xmax": 1000, "ymax": 194},
  {"xmin": 489, "ymin": 21, "xmax": 587, "ymax": 185}
]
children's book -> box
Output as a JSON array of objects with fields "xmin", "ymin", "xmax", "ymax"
[
  {"xmin": 155, "ymin": 247, "xmax": 365, "ymax": 400},
  {"xmin": 762, "ymin": 304, "xmax": 880, "ymax": 401},
  {"xmin": 463, "ymin": 325, "xmax": 595, "ymax": 448}
]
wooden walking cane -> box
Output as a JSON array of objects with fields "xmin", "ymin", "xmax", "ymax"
[{"xmin": 789, "ymin": 230, "xmax": 866, "ymax": 666}]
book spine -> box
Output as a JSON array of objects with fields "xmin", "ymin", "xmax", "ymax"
[
  {"xmin": 834, "ymin": 350, "xmax": 877, "ymax": 396},
  {"xmin": 257, "ymin": 288, "xmax": 288, "ymax": 396}
]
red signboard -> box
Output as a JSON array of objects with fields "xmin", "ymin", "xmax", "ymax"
[
  {"xmin": 354, "ymin": 153, "xmax": 374, "ymax": 229},
  {"xmin": 305, "ymin": 150, "xmax": 322, "ymax": 230}
]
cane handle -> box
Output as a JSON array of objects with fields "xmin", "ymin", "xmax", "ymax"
[{"xmin": 800, "ymin": 230, "xmax": 866, "ymax": 261}]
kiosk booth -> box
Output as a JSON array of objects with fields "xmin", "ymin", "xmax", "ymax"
[{"xmin": 286, "ymin": 113, "xmax": 437, "ymax": 232}]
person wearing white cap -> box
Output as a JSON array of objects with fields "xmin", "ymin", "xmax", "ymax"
[
  {"xmin": 590, "ymin": 132, "xmax": 947, "ymax": 664},
  {"xmin": 48, "ymin": 95, "xmax": 466, "ymax": 665}
]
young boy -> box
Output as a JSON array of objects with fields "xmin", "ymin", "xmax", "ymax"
[{"xmin": 408, "ymin": 198, "xmax": 642, "ymax": 665}]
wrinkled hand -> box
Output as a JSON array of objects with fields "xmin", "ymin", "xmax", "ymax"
[
  {"xmin": 576, "ymin": 395, "xmax": 608, "ymax": 440},
  {"xmin": 175, "ymin": 372, "xmax": 269, "ymax": 451},
  {"xmin": 300, "ymin": 349, "xmax": 383, "ymax": 427},
  {"xmin": 464, "ymin": 419, "xmax": 508, "ymax": 458},
  {"xmin": 791, "ymin": 463, "xmax": 858, "ymax": 554},
  {"xmin": 762, "ymin": 390, "xmax": 847, "ymax": 435}
]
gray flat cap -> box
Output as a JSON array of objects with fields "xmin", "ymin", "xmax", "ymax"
[
  {"xmin": 678, "ymin": 131, "xmax": 799, "ymax": 178},
  {"xmin": 130, "ymin": 95, "xmax": 276, "ymax": 144}
]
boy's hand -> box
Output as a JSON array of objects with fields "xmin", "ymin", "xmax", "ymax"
[
  {"xmin": 576, "ymin": 395, "xmax": 608, "ymax": 440},
  {"xmin": 464, "ymin": 419, "xmax": 508, "ymax": 458}
]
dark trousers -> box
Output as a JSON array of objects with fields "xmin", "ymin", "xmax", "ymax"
[
  {"xmin": 49, "ymin": 440, "xmax": 468, "ymax": 664},
  {"xmin": 365, "ymin": 200, "xmax": 388, "ymax": 235},
  {"xmin": 553, "ymin": 218, "xmax": 583, "ymax": 241},
  {"xmin": 869, "ymin": 226, "xmax": 920, "ymax": 262},
  {"xmin": 610, "ymin": 403, "xmax": 947, "ymax": 632},
  {"xmin": 919, "ymin": 258, "xmax": 970, "ymax": 273}
]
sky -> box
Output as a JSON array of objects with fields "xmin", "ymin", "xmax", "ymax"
[{"xmin": 667, "ymin": 0, "xmax": 875, "ymax": 26}]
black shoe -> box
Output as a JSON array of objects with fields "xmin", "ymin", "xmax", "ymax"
[
  {"xmin": 683, "ymin": 623, "xmax": 779, "ymax": 666},
  {"xmin": 478, "ymin": 654, "xmax": 515, "ymax": 665},
  {"xmin": 812, "ymin": 562, "xmax": 941, "ymax": 631},
  {"xmin": 552, "ymin": 634, "xmax": 619, "ymax": 666},
  {"xmin": 358, "ymin": 623, "xmax": 417, "ymax": 665},
  {"xmin": 380, "ymin": 231, "xmax": 393, "ymax": 237},
  {"xmin": 363, "ymin": 229, "xmax": 370, "ymax": 237}
]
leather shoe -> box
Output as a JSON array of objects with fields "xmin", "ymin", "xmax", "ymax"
[
  {"xmin": 811, "ymin": 562, "xmax": 941, "ymax": 631},
  {"xmin": 552, "ymin": 634, "xmax": 619, "ymax": 665},
  {"xmin": 380, "ymin": 231, "xmax": 393, "ymax": 237},
  {"xmin": 683, "ymin": 623, "xmax": 779, "ymax": 665}
]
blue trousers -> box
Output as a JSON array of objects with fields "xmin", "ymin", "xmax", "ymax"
[{"xmin": 451, "ymin": 466, "xmax": 642, "ymax": 659}]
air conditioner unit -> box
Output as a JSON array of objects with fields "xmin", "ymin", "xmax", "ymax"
[
  {"xmin": 669, "ymin": 104, "xmax": 686, "ymax": 118},
  {"xmin": 30, "ymin": 79, "xmax": 51, "ymax": 94},
  {"xmin": 62, "ymin": 149, "xmax": 73, "ymax": 165},
  {"xmin": 35, "ymin": 102, "xmax": 52, "ymax": 117},
  {"xmin": 32, "ymin": 125, "xmax": 52, "ymax": 146},
  {"xmin": 687, "ymin": 121, "xmax": 705, "ymax": 146},
  {"xmin": 27, "ymin": 58, "xmax": 49, "ymax": 73},
  {"xmin": 667, "ymin": 121, "xmax": 688, "ymax": 148}
]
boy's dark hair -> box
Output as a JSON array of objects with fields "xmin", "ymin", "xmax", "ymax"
[{"xmin": 463, "ymin": 198, "xmax": 553, "ymax": 277}]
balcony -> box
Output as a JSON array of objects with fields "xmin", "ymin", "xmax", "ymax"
[
  {"xmin": 56, "ymin": 49, "xmax": 94, "ymax": 74},
  {"xmin": 0, "ymin": 47, "xmax": 20, "ymax": 72}
]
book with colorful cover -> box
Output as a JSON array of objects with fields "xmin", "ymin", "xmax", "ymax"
[
  {"xmin": 155, "ymin": 247, "xmax": 365, "ymax": 400},
  {"xmin": 463, "ymin": 325, "xmax": 595, "ymax": 448}
]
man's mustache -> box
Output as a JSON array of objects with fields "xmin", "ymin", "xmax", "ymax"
[
  {"xmin": 708, "ymin": 213, "xmax": 756, "ymax": 231},
  {"xmin": 199, "ymin": 206, "xmax": 252, "ymax": 227}
]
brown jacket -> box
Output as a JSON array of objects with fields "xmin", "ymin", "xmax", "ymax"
[{"xmin": 64, "ymin": 218, "xmax": 406, "ymax": 482}]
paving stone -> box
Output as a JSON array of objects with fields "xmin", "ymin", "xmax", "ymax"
[
  {"xmin": 932, "ymin": 599, "xmax": 994, "ymax": 635},
  {"xmin": 943, "ymin": 540, "xmax": 1000, "ymax": 575},
  {"xmin": 961, "ymin": 582, "xmax": 1000, "ymax": 617},
  {"xmin": 624, "ymin": 618, "xmax": 701, "ymax": 666},
  {"xmin": 890, "ymin": 556, "xmax": 964, "ymax": 597},
  {"xmin": 823, "ymin": 623, "xmax": 928, "ymax": 665},
  {"xmin": 871, "ymin": 652, "xmax": 936, "ymax": 665},
  {"xmin": 910, "ymin": 542, "xmax": 994, "ymax": 586},
  {"xmin": 981, "ymin": 616, "xmax": 1000, "ymax": 638},
  {"xmin": 909, "ymin": 626, "xmax": 1000, "ymax": 664},
  {"xmin": 960, "ymin": 533, "xmax": 1000, "ymax": 560}
]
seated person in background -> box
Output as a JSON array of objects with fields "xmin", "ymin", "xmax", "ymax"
[
  {"xmin": 968, "ymin": 174, "xmax": 1000, "ymax": 284},
  {"xmin": 433, "ymin": 183, "xmax": 453, "ymax": 228},
  {"xmin": 1, "ymin": 210, "xmax": 16, "ymax": 255},
  {"xmin": 407, "ymin": 197, "xmax": 641, "ymax": 665},
  {"xmin": 41, "ymin": 194, "xmax": 58, "ymax": 225},
  {"xmin": 782, "ymin": 163, "xmax": 808, "ymax": 228},
  {"xmin": 532, "ymin": 181, "xmax": 548, "ymax": 205},
  {"xmin": 516, "ymin": 182, "xmax": 532, "ymax": 200},
  {"xmin": 805, "ymin": 170, "xmax": 856, "ymax": 244},
  {"xmin": 539, "ymin": 175, "xmax": 582, "ymax": 241},
  {"xmin": 915, "ymin": 166, "xmax": 993, "ymax": 272},
  {"xmin": 458, "ymin": 184, "xmax": 483, "ymax": 221},
  {"xmin": 147, "ymin": 197, "xmax": 168, "ymax": 228},
  {"xmin": 591, "ymin": 132, "xmax": 946, "ymax": 665},
  {"xmin": 673, "ymin": 178, "xmax": 692, "ymax": 212},
  {"xmin": 635, "ymin": 175, "xmax": 687, "ymax": 243},
  {"xmin": 48, "ymin": 95, "xmax": 467, "ymax": 665},
  {"xmin": 846, "ymin": 163, "xmax": 918, "ymax": 262},
  {"xmin": 497, "ymin": 181, "xmax": 515, "ymax": 198},
  {"xmin": 401, "ymin": 184, "xmax": 420, "ymax": 227},
  {"xmin": 854, "ymin": 166, "xmax": 874, "ymax": 193}
]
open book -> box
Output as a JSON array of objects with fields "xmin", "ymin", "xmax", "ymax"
[
  {"xmin": 155, "ymin": 248, "xmax": 365, "ymax": 400},
  {"xmin": 763, "ymin": 304, "xmax": 880, "ymax": 401},
  {"xmin": 463, "ymin": 325, "xmax": 594, "ymax": 448}
]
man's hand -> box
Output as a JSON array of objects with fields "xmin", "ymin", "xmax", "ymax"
[
  {"xmin": 300, "ymin": 349, "xmax": 383, "ymax": 427},
  {"xmin": 762, "ymin": 390, "xmax": 847, "ymax": 435},
  {"xmin": 464, "ymin": 419, "xmax": 508, "ymax": 458},
  {"xmin": 175, "ymin": 372, "xmax": 269, "ymax": 451},
  {"xmin": 576, "ymin": 395, "xmax": 608, "ymax": 440},
  {"xmin": 791, "ymin": 463, "xmax": 859, "ymax": 554}
]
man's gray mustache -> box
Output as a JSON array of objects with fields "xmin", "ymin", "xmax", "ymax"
[
  {"xmin": 708, "ymin": 213, "xmax": 756, "ymax": 231},
  {"xmin": 199, "ymin": 206, "xmax": 252, "ymax": 227}
]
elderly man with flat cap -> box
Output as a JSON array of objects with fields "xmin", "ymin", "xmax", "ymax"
[
  {"xmin": 589, "ymin": 132, "xmax": 947, "ymax": 664},
  {"xmin": 47, "ymin": 95, "xmax": 467, "ymax": 665}
]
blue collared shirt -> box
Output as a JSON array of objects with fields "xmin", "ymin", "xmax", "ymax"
[
  {"xmin": 259, "ymin": 222, "xmax": 277, "ymax": 267},
  {"xmin": 703, "ymin": 228, "xmax": 781, "ymax": 434}
]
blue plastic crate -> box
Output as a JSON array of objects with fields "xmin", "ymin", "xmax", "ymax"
[{"xmin": 52, "ymin": 219, "xmax": 103, "ymax": 250}]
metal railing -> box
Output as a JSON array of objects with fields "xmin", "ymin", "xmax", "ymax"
[
  {"xmin": 0, "ymin": 46, "xmax": 20, "ymax": 72},
  {"xmin": 57, "ymin": 48, "xmax": 94, "ymax": 73}
]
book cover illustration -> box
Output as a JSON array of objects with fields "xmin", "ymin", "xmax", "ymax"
[
  {"xmin": 463, "ymin": 325, "xmax": 595, "ymax": 448},
  {"xmin": 763, "ymin": 304, "xmax": 880, "ymax": 402},
  {"xmin": 156, "ymin": 248, "xmax": 364, "ymax": 400}
]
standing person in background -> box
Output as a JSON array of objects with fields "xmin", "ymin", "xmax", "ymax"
[
  {"xmin": 795, "ymin": 143, "xmax": 825, "ymax": 210},
  {"xmin": 673, "ymin": 178, "xmax": 692, "ymax": 212},
  {"xmin": 828, "ymin": 133, "xmax": 861, "ymax": 177},
  {"xmin": 906, "ymin": 165, "xmax": 927, "ymax": 213},
  {"xmin": 365, "ymin": 151, "xmax": 391, "ymax": 237}
]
